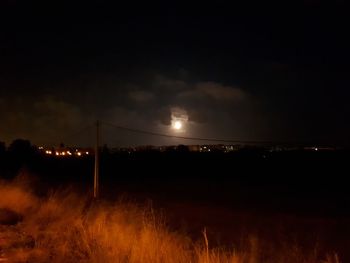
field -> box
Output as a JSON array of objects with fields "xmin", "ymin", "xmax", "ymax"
[
  {"xmin": 0, "ymin": 149, "xmax": 349, "ymax": 262},
  {"xmin": 0, "ymin": 176, "xmax": 345, "ymax": 263}
]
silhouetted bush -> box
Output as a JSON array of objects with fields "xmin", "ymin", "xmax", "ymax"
[
  {"xmin": 0, "ymin": 141, "xmax": 5, "ymax": 155},
  {"xmin": 8, "ymin": 139, "xmax": 36, "ymax": 160}
]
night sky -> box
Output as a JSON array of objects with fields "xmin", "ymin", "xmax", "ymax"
[{"xmin": 1, "ymin": 2, "xmax": 349, "ymax": 146}]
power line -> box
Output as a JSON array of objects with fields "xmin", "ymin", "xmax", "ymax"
[{"xmin": 102, "ymin": 121, "xmax": 279, "ymax": 145}]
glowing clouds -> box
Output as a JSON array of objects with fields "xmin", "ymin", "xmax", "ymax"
[{"xmin": 170, "ymin": 107, "xmax": 188, "ymax": 132}]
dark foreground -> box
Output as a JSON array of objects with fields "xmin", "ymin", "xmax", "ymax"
[{"xmin": 1, "ymin": 148, "xmax": 350, "ymax": 261}]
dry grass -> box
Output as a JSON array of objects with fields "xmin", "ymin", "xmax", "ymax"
[{"xmin": 0, "ymin": 178, "xmax": 341, "ymax": 263}]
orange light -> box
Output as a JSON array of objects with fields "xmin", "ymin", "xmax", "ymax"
[{"xmin": 77, "ymin": 152, "xmax": 82, "ymax": 156}]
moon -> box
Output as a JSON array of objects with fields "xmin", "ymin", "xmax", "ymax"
[{"xmin": 173, "ymin": 120, "xmax": 182, "ymax": 130}]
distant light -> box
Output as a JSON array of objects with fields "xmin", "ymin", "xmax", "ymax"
[
  {"xmin": 315, "ymin": 147, "xmax": 318, "ymax": 151},
  {"xmin": 67, "ymin": 151, "xmax": 72, "ymax": 155},
  {"xmin": 39, "ymin": 146, "xmax": 43, "ymax": 150},
  {"xmin": 61, "ymin": 152, "xmax": 65, "ymax": 156},
  {"xmin": 77, "ymin": 152, "xmax": 82, "ymax": 156},
  {"xmin": 85, "ymin": 151, "xmax": 89, "ymax": 155},
  {"xmin": 173, "ymin": 121, "xmax": 182, "ymax": 130},
  {"xmin": 55, "ymin": 152, "xmax": 59, "ymax": 156}
]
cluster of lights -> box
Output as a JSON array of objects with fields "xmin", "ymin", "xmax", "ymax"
[
  {"xmin": 44, "ymin": 149, "xmax": 89, "ymax": 157},
  {"xmin": 200, "ymin": 146, "xmax": 211, "ymax": 152}
]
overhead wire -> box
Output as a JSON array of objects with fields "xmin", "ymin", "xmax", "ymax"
[{"xmin": 102, "ymin": 121, "xmax": 280, "ymax": 145}]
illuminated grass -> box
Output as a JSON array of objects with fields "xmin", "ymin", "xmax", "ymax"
[{"xmin": 0, "ymin": 179, "xmax": 341, "ymax": 263}]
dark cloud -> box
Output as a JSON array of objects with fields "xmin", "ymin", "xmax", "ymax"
[
  {"xmin": 114, "ymin": 75, "xmax": 261, "ymax": 142},
  {"xmin": 196, "ymin": 82, "xmax": 246, "ymax": 101},
  {"xmin": 187, "ymin": 109, "xmax": 208, "ymax": 124},
  {"xmin": 128, "ymin": 90, "xmax": 155, "ymax": 103},
  {"xmin": 0, "ymin": 96, "xmax": 88, "ymax": 145},
  {"xmin": 156, "ymin": 107, "xmax": 172, "ymax": 126}
]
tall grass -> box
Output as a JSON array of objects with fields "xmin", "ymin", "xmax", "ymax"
[{"xmin": 0, "ymin": 179, "xmax": 341, "ymax": 263}]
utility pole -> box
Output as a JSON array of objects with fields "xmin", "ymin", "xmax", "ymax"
[{"xmin": 94, "ymin": 120, "xmax": 100, "ymax": 199}]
